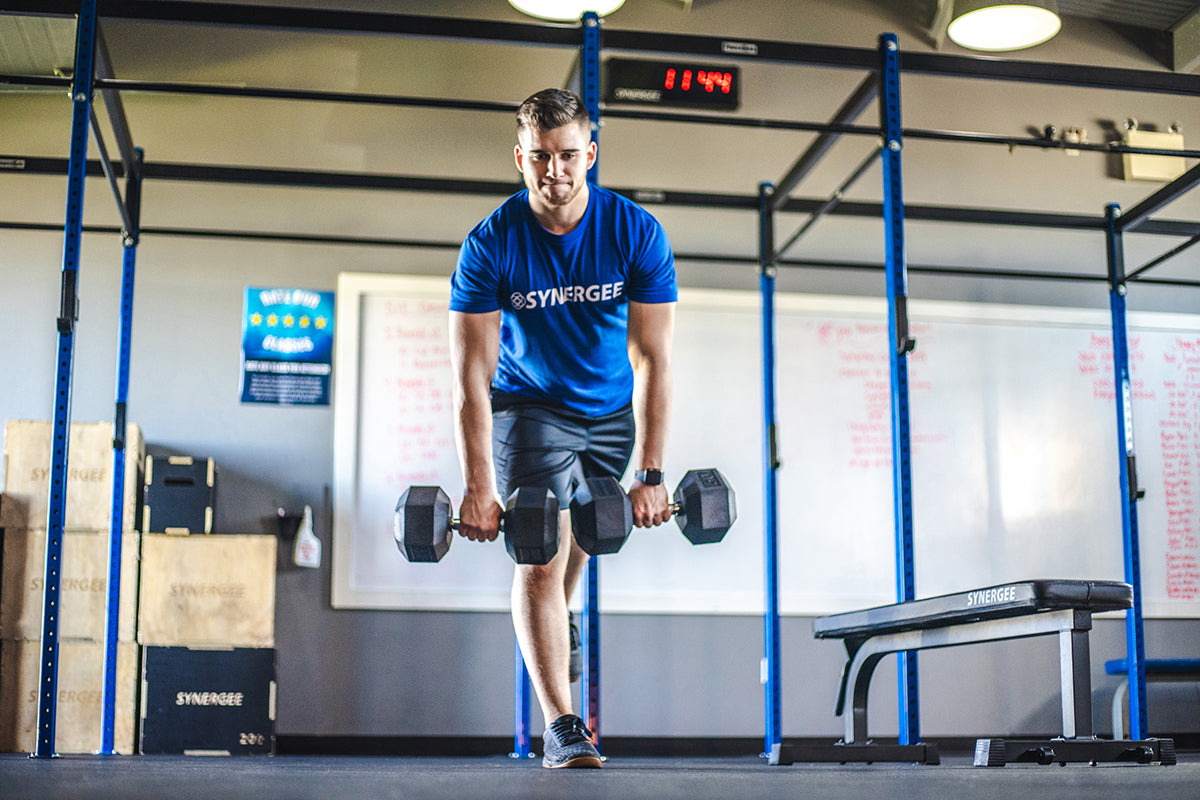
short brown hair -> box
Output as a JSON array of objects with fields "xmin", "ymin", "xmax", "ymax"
[{"xmin": 516, "ymin": 88, "xmax": 590, "ymax": 136}]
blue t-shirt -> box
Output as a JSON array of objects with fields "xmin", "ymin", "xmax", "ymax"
[{"xmin": 451, "ymin": 185, "xmax": 677, "ymax": 415}]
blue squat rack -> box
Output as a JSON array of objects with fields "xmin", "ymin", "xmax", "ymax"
[{"xmin": 9, "ymin": 1, "xmax": 1200, "ymax": 760}]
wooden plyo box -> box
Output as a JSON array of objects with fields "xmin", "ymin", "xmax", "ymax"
[
  {"xmin": 2, "ymin": 420, "xmax": 144, "ymax": 533},
  {"xmin": 1, "ymin": 528, "xmax": 140, "ymax": 641},
  {"xmin": 0, "ymin": 639, "xmax": 138, "ymax": 754},
  {"xmin": 137, "ymin": 534, "xmax": 277, "ymax": 648}
]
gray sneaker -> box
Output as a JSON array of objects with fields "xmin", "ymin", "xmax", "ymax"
[
  {"xmin": 568, "ymin": 612, "xmax": 582, "ymax": 684},
  {"xmin": 542, "ymin": 714, "xmax": 602, "ymax": 769}
]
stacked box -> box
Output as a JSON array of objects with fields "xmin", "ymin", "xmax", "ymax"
[
  {"xmin": 1, "ymin": 529, "xmax": 140, "ymax": 641},
  {"xmin": 0, "ymin": 640, "xmax": 139, "ymax": 754},
  {"xmin": 137, "ymin": 534, "xmax": 276, "ymax": 648},
  {"xmin": 137, "ymin": 533, "xmax": 277, "ymax": 754},
  {"xmin": 139, "ymin": 646, "xmax": 276, "ymax": 755},
  {"xmin": 0, "ymin": 420, "xmax": 144, "ymax": 755},
  {"xmin": 142, "ymin": 455, "xmax": 217, "ymax": 534},
  {"xmin": 3, "ymin": 419, "xmax": 144, "ymax": 533}
]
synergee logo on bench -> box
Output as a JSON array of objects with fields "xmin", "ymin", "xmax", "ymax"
[{"xmin": 965, "ymin": 585, "xmax": 1018, "ymax": 607}]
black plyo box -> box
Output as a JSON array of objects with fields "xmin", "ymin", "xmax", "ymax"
[
  {"xmin": 139, "ymin": 646, "xmax": 276, "ymax": 755},
  {"xmin": 143, "ymin": 455, "xmax": 216, "ymax": 533}
]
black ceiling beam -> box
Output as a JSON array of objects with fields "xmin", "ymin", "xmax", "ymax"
[
  {"xmin": 897, "ymin": 51, "xmax": 1200, "ymax": 97},
  {"xmin": 6, "ymin": 2, "xmax": 1200, "ymax": 96},
  {"xmin": 1118, "ymin": 161, "xmax": 1200, "ymax": 233},
  {"xmin": 770, "ymin": 72, "xmax": 879, "ymax": 211},
  {"xmin": 0, "ymin": 1, "xmax": 582, "ymax": 47}
]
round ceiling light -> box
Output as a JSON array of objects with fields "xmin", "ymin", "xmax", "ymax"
[
  {"xmin": 947, "ymin": 1, "xmax": 1062, "ymax": 52},
  {"xmin": 508, "ymin": 0, "xmax": 625, "ymax": 22}
]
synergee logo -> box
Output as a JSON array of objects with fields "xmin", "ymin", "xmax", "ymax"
[{"xmin": 511, "ymin": 282, "xmax": 624, "ymax": 311}]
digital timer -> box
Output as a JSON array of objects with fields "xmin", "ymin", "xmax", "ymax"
[{"xmin": 604, "ymin": 57, "xmax": 740, "ymax": 111}]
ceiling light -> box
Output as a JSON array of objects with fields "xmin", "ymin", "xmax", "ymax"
[
  {"xmin": 508, "ymin": 0, "xmax": 625, "ymax": 22},
  {"xmin": 947, "ymin": 0, "xmax": 1061, "ymax": 52}
]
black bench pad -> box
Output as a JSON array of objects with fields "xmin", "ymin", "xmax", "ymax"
[{"xmin": 814, "ymin": 579, "xmax": 1131, "ymax": 640}]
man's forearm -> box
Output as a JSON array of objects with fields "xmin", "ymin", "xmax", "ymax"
[
  {"xmin": 454, "ymin": 378, "xmax": 496, "ymax": 495},
  {"xmin": 449, "ymin": 310, "xmax": 501, "ymax": 496},
  {"xmin": 632, "ymin": 363, "xmax": 671, "ymax": 472}
]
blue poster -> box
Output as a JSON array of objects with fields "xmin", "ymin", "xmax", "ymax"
[{"xmin": 240, "ymin": 287, "xmax": 336, "ymax": 405}]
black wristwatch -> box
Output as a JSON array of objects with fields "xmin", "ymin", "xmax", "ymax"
[{"xmin": 634, "ymin": 468, "xmax": 664, "ymax": 486}]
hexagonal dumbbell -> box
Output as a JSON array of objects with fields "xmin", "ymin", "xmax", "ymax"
[
  {"xmin": 394, "ymin": 485, "xmax": 559, "ymax": 565},
  {"xmin": 569, "ymin": 468, "xmax": 736, "ymax": 556},
  {"xmin": 672, "ymin": 468, "xmax": 737, "ymax": 545}
]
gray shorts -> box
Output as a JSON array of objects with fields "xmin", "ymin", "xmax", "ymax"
[{"xmin": 491, "ymin": 394, "xmax": 635, "ymax": 506}]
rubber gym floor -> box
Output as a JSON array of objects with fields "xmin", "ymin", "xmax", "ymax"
[{"xmin": 2, "ymin": 752, "xmax": 1198, "ymax": 800}]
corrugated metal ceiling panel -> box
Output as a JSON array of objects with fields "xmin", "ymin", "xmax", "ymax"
[{"xmin": 1057, "ymin": 0, "xmax": 1200, "ymax": 32}]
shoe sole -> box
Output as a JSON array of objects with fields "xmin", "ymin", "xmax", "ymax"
[{"xmin": 543, "ymin": 755, "xmax": 603, "ymax": 769}]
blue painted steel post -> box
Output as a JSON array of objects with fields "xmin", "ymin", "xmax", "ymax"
[
  {"xmin": 579, "ymin": 10, "xmax": 603, "ymax": 751},
  {"xmin": 1104, "ymin": 203, "xmax": 1149, "ymax": 741},
  {"xmin": 512, "ymin": 641, "xmax": 533, "ymax": 758},
  {"xmin": 758, "ymin": 182, "xmax": 782, "ymax": 757},
  {"xmin": 100, "ymin": 147, "xmax": 142, "ymax": 755},
  {"xmin": 35, "ymin": 0, "xmax": 99, "ymax": 759},
  {"xmin": 878, "ymin": 33, "xmax": 920, "ymax": 746}
]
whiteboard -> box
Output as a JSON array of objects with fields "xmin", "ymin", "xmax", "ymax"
[{"xmin": 332, "ymin": 272, "xmax": 1200, "ymax": 618}]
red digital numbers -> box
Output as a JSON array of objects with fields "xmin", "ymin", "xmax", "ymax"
[{"xmin": 664, "ymin": 67, "xmax": 732, "ymax": 94}]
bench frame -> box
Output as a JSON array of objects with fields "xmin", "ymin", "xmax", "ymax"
[
  {"xmin": 770, "ymin": 581, "xmax": 1176, "ymax": 767},
  {"xmin": 838, "ymin": 608, "xmax": 1094, "ymax": 745}
]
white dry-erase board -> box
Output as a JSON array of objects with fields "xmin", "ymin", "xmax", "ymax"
[{"xmin": 332, "ymin": 272, "xmax": 1200, "ymax": 618}]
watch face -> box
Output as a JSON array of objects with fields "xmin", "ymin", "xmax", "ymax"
[{"xmin": 637, "ymin": 469, "xmax": 664, "ymax": 485}]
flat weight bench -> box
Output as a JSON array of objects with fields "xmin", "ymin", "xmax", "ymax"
[
  {"xmin": 1107, "ymin": 658, "xmax": 1200, "ymax": 739},
  {"xmin": 769, "ymin": 579, "xmax": 1176, "ymax": 767}
]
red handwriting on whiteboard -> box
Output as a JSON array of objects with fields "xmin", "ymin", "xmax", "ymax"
[{"xmin": 1160, "ymin": 336, "xmax": 1200, "ymax": 600}]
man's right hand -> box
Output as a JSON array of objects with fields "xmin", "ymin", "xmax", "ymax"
[{"xmin": 457, "ymin": 490, "xmax": 504, "ymax": 542}]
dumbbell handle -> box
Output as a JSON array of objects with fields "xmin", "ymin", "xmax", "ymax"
[{"xmin": 449, "ymin": 515, "xmax": 506, "ymax": 532}]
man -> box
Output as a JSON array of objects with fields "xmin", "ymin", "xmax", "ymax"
[{"xmin": 449, "ymin": 88, "xmax": 676, "ymax": 769}]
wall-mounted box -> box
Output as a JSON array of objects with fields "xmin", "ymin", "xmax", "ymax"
[
  {"xmin": 137, "ymin": 533, "xmax": 276, "ymax": 648},
  {"xmin": 143, "ymin": 455, "xmax": 217, "ymax": 534},
  {"xmin": 139, "ymin": 646, "xmax": 276, "ymax": 755},
  {"xmin": 2, "ymin": 420, "xmax": 144, "ymax": 533},
  {"xmin": 1123, "ymin": 129, "xmax": 1186, "ymax": 182}
]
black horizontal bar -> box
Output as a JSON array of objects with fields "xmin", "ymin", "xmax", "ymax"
[
  {"xmin": 7, "ymin": 155, "xmax": 1200, "ymax": 236},
  {"xmin": 602, "ymin": 28, "xmax": 877, "ymax": 69},
  {"xmin": 0, "ymin": 1, "xmax": 581, "ymax": 47},
  {"xmin": 91, "ymin": 78, "xmax": 521, "ymax": 114},
  {"xmin": 903, "ymin": 127, "xmax": 1200, "ymax": 160},
  {"xmin": 5, "ymin": 219, "xmax": 1198, "ymax": 288},
  {"xmin": 899, "ymin": 51, "xmax": 1200, "ymax": 98},
  {"xmin": 144, "ymin": 161, "xmax": 523, "ymax": 195},
  {"xmin": 0, "ymin": 73, "xmax": 70, "ymax": 88},
  {"xmin": 9, "ymin": 1, "xmax": 1200, "ymax": 98}
]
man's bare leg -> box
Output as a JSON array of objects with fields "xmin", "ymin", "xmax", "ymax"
[{"xmin": 512, "ymin": 511, "xmax": 580, "ymax": 724}]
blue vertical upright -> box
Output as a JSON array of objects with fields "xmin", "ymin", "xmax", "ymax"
[
  {"xmin": 579, "ymin": 9, "xmax": 604, "ymax": 750},
  {"xmin": 36, "ymin": 0, "xmax": 99, "ymax": 759},
  {"xmin": 878, "ymin": 33, "xmax": 920, "ymax": 745},
  {"xmin": 511, "ymin": 642, "xmax": 532, "ymax": 758},
  {"xmin": 100, "ymin": 147, "xmax": 143, "ymax": 755},
  {"xmin": 758, "ymin": 182, "xmax": 782, "ymax": 756},
  {"xmin": 1103, "ymin": 203, "xmax": 1149, "ymax": 741}
]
